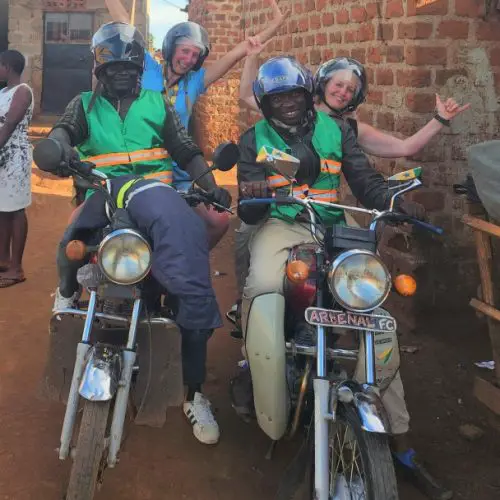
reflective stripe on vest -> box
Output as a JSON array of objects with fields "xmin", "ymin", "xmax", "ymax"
[
  {"xmin": 267, "ymin": 158, "xmax": 341, "ymax": 190},
  {"xmin": 82, "ymin": 148, "xmax": 170, "ymax": 168}
]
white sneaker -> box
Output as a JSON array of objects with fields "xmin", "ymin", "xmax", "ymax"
[
  {"xmin": 52, "ymin": 287, "xmax": 80, "ymax": 312},
  {"xmin": 183, "ymin": 392, "xmax": 220, "ymax": 445}
]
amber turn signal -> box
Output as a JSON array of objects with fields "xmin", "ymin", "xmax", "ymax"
[
  {"xmin": 286, "ymin": 260, "xmax": 310, "ymax": 284},
  {"xmin": 394, "ymin": 274, "xmax": 417, "ymax": 297},
  {"xmin": 66, "ymin": 240, "xmax": 87, "ymax": 261}
]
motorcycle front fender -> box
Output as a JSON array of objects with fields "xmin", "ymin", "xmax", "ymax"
[
  {"xmin": 336, "ymin": 380, "xmax": 391, "ymax": 434},
  {"xmin": 78, "ymin": 344, "xmax": 122, "ymax": 401}
]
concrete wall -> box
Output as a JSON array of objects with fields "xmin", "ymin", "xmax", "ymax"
[{"xmin": 8, "ymin": 0, "xmax": 149, "ymax": 115}]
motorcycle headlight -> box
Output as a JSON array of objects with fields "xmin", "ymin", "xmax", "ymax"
[
  {"xmin": 98, "ymin": 229, "xmax": 152, "ymax": 285},
  {"xmin": 328, "ymin": 249, "xmax": 391, "ymax": 312}
]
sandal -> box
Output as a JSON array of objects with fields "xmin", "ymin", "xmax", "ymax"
[{"xmin": 0, "ymin": 276, "xmax": 26, "ymax": 288}]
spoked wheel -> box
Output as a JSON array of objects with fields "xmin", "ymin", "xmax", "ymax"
[
  {"xmin": 327, "ymin": 404, "xmax": 398, "ymax": 499},
  {"xmin": 65, "ymin": 400, "xmax": 111, "ymax": 500}
]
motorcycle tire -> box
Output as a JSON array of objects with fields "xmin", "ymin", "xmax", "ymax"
[
  {"xmin": 65, "ymin": 400, "xmax": 111, "ymax": 500},
  {"xmin": 290, "ymin": 404, "xmax": 398, "ymax": 500}
]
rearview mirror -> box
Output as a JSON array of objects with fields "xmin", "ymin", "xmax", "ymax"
[
  {"xmin": 33, "ymin": 138, "xmax": 64, "ymax": 173},
  {"xmin": 212, "ymin": 142, "xmax": 240, "ymax": 172},
  {"xmin": 256, "ymin": 146, "xmax": 300, "ymax": 183}
]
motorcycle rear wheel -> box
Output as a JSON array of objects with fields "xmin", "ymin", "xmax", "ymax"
[{"xmin": 65, "ymin": 400, "xmax": 111, "ymax": 500}]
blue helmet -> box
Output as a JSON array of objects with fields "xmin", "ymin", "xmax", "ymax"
[{"xmin": 253, "ymin": 56, "xmax": 314, "ymax": 110}]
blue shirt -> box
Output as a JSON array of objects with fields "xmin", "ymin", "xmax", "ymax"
[{"xmin": 142, "ymin": 53, "xmax": 207, "ymax": 190}]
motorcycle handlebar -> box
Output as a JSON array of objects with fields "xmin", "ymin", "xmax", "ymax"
[{"xmin": 239, "ymin": 197, "xmax": 444, "ymax": 235}]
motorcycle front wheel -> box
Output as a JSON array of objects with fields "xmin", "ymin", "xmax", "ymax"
[
  {"xmin": 66, "ymin": 400, "xmax": 111, "ymax": 500},
  {"xmin": 292, "ymin": 403, "xmax": 398, "ymax": 500}
]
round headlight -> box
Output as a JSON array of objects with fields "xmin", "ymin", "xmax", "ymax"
[
  {"xmin": 328, "ymin": 249, "xmax": 391, "ymax": 312},
  {"xmin": 98, "ymin": 229, "xmax": 152, "ymax": 285}
]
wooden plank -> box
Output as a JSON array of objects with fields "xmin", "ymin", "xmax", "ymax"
[
  {"xmin": 470, "ymin": 298, "xmax": 500, "ymax": 322},
  {"xmin": 462, "ymin": 214, "xmax": 500, "ymax": 239},
  {"xmin": 474, "ymin": 376, "xmax": 500, "ymax": 416}
]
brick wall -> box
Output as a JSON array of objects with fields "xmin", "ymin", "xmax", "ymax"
[
  {"xmin": 187, "ymin": 0, "xmax": 243, "ymax": 157},
  {"xmin": 190, "ymin": 0, "xmax": 500, "ymax": 328}
]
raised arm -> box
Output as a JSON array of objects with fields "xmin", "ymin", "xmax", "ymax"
[
  {"xmin": 357, "ymin": 95, "xmax": 470, "ymax": 158},
  {"xmin": 204, "ymin": 0, "xmax": 289, "ymax": 88},
  {"xmin": 104, "ymin": 0, "xmax": 130, "ymax": 23},
  {"xmin": 0, "ymin": 86, "xmax": 32, "ymax": 149}
]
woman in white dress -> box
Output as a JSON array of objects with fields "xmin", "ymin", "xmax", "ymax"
[{"xmin": 0, "ymin": 50, "xmax": 33, "ymax": 287}]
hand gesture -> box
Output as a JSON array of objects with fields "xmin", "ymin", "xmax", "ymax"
[
  {"xmin": 435, "ymin": 94, "xmax": 470, "ymax": 121},
  {"xmin": 268, "ymin": 0, "xmax": 291, "ymax": 27}
]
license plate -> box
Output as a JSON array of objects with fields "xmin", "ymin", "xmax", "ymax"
[{"xmin": 305, "ymin": 307, "xmax": 397, "ymax": 333}]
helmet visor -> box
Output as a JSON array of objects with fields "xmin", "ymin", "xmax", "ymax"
[
  {"xmin": 323, "ymin": 68, "xmax": 362, "ymax": 99},
  {"xmin": 93, "ymin": 23, "xmax": 145, "ymax": 67}
]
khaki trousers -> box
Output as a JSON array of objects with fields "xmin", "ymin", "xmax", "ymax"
[{"xmin": 243, "ymin": 217, "xmax": 410, "ymax": 434}]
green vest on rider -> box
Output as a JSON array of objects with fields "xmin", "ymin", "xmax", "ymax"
[
  {"xmin": 255, "ymin": 111, "xmax": 345, "ymax": 226},
  {"xmin": 77, "ymin": 89, "xmax": 173, "ymax": 185}
]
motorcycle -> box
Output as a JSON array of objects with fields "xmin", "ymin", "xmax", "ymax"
[
  {"xmin": 33, "ymin": 138, "xmax": 238, "ymax": 500},
  {"xmin": 238, "ymin": 149, "xmax": 443, "ymax": 500}
]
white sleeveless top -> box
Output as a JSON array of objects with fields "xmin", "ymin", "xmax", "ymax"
[{"xmin": 0, "ymin": 83, "xmax": 34, "ymax": 212}]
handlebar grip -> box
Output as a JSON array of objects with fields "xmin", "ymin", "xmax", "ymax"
[
  {"xmin": 411, "ymin": 218, "xmax": 444, "ymax": 235},
  {"xmin": 239, "ymin": 198, "xmax": 275, "ymax": 206}
]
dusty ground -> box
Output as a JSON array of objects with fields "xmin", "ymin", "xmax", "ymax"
[{"xmin": 0, "ymin": 175, "xmax": 500, "ymax": 499}]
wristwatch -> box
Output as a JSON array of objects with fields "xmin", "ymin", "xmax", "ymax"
[{"xmin": 434, "ymin": 113, "xmax": 451, "ymax": 127}]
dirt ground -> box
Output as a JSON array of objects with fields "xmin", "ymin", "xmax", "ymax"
[{"xmin": 1, "ymin": 178, "xmax": 500, "ymax": 500}]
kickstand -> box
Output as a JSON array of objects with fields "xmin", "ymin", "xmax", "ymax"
[{"xmin": 265, "ymin": 440, "xmax": 278, "ymax": 460}]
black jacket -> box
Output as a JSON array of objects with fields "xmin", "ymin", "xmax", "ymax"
[
  {"xmin": 52, "ymin": 91, "xmax": 203, "ymax": 169},
  {"xmin": 237, "ymin": 115, "xmax": 393, "ymax": 225}
]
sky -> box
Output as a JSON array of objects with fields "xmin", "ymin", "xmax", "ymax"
[{"xmin": 149, "ymin": 0, "xmax": 188, "ymax": 49}]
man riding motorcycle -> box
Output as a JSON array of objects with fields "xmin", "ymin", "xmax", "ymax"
[
  {"xmin": 42, "ymin": 22, "xmax": 232, "ymax": 445},
  {"xmin": 232, "ymin": 56, "xmax": 451, "ymax": 500}
]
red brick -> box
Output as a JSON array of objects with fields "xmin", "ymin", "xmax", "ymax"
[
  {"xmin": 494, "ymin": 71, "xmax": 500, "ymax": 93},
  {"xmin": 357, "ymin": 108, "xmax": 374, "ymax": 124},
  {"xmin": 335, "ymin": 49, "xmax": 351, "ymax": 58},
  {"xmin": 455, "ymin": 0, "xmax": 485, "ymax": 17},
  {"xmin": 378, "ymin": 23, "xmax": 394, "ymax": 41},
  {"xmin": 294, "ymin": 36, "xmax": 304, "ymax": 48},
  {"xmin": 315, "ymin": 33, "xmax": 328, "ymax": 46},
  {"xmin": 406, "ymin": 92, "xmax": 436, "ymax": 113},
  {"xmin": 412, "ymin": 188, "xmax": 445, "ymax": 212},
  {"xmin": 329, "ymin": 31, "xmax": 342, "ymax": 44},
  {"xmin": 367, "ymin": 47, "xmax": 382, "ymax": 64},
  {"xmin": 305, "ymin": 0, "xmax": 315, "ymax": 13},
  {"xmin": 316, "ymin": 0, "xmax": 328, "ymax": 11},
  {"xmin": 289, "ymin": 20, "xmax": 298, "ymax": 33},
  {"xmin": 367, "ymin": 90, "xmax": 383, "ymax": 105},
  {"xmin": 336, "ymin": 8, "xmax": 350, "ymax": 24},
  {"xmin": 351, "ymin": 7, "xmax": 367, "ymax": 23},
  {"xmin": 408, "ymin": 0, "xmax": 448, "ymax": 15},
  {"xmin": 397, "ymin": 116, "xmax": 425, "ymax": 136},
  {"xmin": 358, "ymin": 23, "xmax": 375, "ymax": 41},
  {"xmin": 294, "ymin": 1, "xmax": 304, "ymax": 14},
  {"xmin": 387, "ymin": 46, "xmax": 404, "ymax": 63},
  {"xmin": 304, "ymin": 35, "xmax": 314, "ymax": 47},
  {"xmin": 435, "ymin": 68, "xmax": 467, "ymax": 85},
  {"xmin": 322, "ymin": 13, "xmax": 334, "ymax": 27},
  {"xmin": 310, "ymin": 49, "xmax": 322, "ymax": 66},
  {"xmin": 310, "ymin": 14, "xmax": 321, "ymax": 30},
  {"xmin": 406, "ymin": 46, "xmax": 447, "ymax": 66},
  {"xmin": 366, "ymin": 67, "xmax": 375, "ymax": 85},
  {"xmin": 385, "ymin": 0, "xmax": 404, "ymax": 17},
  {"xmin": 477, "ymin": 22, "xmax": 500, "ymax": 41},
  {"xmin": 398, "ymin": 21, "xmax": 433, "ymax": 39},
  {"xmin": 322, "ymin": 48, "xmax": 334, "ymax": 61},
  {"xmin": 438, "ymin": 20, "xmax": 469, "ymax": 39},
  {"xmin": 345, "ymin": 30, "xmax": 357, "ymax": 43},
  {"xmin": 397, "ymin": 69, "xmax": 432, "ymax": 87},
  {"xmin": 366, "ymin": 2, "xmax": 379, "ymax": 19},
  {"xmin": 283, "ymin": 36, "xmax": 292, "ymax": 52},
  {"xmin": 377, "ymin": 68, "xmax": 394, "ymax": 85},
  {"xmin": 351, "ymin": 48, "xmax": 366, "ymax": 64},
  {"xmin": 298, "ymin": 18, "xmax": 309, "ymax": 32},
  {"xmin": 377, "ymin": 111, "xmax": 395, "ymax": 131},
  {"xmin": 491, "ymin": 48, "xmax": 500, "ymax": 67}
]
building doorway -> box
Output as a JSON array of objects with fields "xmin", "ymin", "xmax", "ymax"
[{"xmin": 41, "ymin": 12, "xmax": 93, "ymax": 114}]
